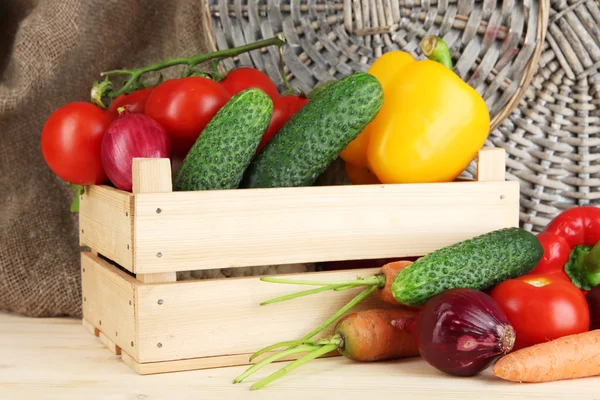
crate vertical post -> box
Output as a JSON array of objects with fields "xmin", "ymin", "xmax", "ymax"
[{"xmin": 132, "ymin": 158, "xmax": 177, "ymax": 284}]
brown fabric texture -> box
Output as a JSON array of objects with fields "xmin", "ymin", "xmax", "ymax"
[{"xmin": 0, "ymin": 0, "xmax": 212, "ymax": 317}]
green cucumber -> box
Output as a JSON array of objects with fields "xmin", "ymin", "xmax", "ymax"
[
  {"xmin": 391, "ymin": 227, "xmax": 544, "ymax": 306},
  {"xmin": 174, "ymin": 88, "xmax": 273, "ymax": 191},
  {"xmin": 240, "ymin": 72, "xmax": 383, "ymax": 188}
]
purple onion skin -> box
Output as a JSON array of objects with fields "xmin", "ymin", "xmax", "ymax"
[
  {"xmin": 101, "ymin": 111, "xmax": 171, "ymax": 191},
  {"xmin": 586, "ymin": 285, "xmax": 600, "ymax": 330},
  {"xmin": 407, "ymin": 288, "xmax": 516, "ymax": 377}
]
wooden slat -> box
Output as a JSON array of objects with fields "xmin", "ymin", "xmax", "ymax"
[
  {"xmin": 133, "ymin": 181, "xmax": 520, "ymax": 274},
  {"xmin": 477, "ymin": 148, "xmax": 507, "ymax": 182},
  {"xmin": 79, "ymin": 185, "xmax": 134, "ymax": 272},
  {"xmin": 132, "ymin": 158, "xmax": 177, "ymax": 283},
  {"xmin": 135, "ymin": 267, "xmax": 396, "ymax": 363},
  {"xmin": 99, "ymin": 332, "xmax": 121, "ymax": 355},
  {"xmin": 122, "ymin": 349, "xmax": 340, "ymax": 375},
  {"xmin": 81, "ymin": 252, "xmax": 138, "ymax": 360}
]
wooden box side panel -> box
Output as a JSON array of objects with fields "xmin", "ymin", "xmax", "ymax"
[
  {"xmin": 81, "ymin": 252, "xmax": 138, "ymax": 359},
  {"xmin": 133, "ymin": 180, "xmax": 520, "ymax": 274},
  {"xmin": 80, "ymin": 186, "xmax": 134, "ymax": 272},
  {"xmin": 135, "ymin": 268, "xmax": 391, "ymax": 363}
]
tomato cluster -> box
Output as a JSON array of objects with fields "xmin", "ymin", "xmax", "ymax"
[{"xmin": 41, "ymin": 67, "xmax": 309, "ymax": 187}]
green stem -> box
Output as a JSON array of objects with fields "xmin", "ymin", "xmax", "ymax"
[
  {"xmin": 249, "ymin": 339, "xmax": 316, "ymax": 362},
  {"xmin": 68, "ymin": 184, "xmax": 85, "ymax": 213},
  {"xmin": 260, "ymin": 275, "xmax": 382, "ymax": 287},
  {"xmin": 233, "ymin": 344, "xmax": 317, "ymax": 384},
  {"xmin": 260, "ymin": 282, "xmax": 367, "ymax": 305},
  {"xmin": 277, "ymin": 44, "xmax": 294, "ymax": 93},
  {"xmin": 565, "ymin": 243, "xmax": 600, "ymax": 290},
  {"xmin": 250, "ymin": 344, "xmax": 339, "ymax": 390},
  {"xmin": 295, "ymin": 285, "xmax": 378, "ymax": 344},
  {"xmin": 97, "ymin": 35, "xmax": 286, "ymax": 100},
  {"xmin": 421, "ymin": 35, "xmax": 453, "ymax": 70}
]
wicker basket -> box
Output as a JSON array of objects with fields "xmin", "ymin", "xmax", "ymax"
[
  {"xmin": 204, "ymin": 0, "xmax": 548, "ymax": 131},
  {"xmin": 488, "ymin": 0, "xmax": 600, "ymax": 232}
]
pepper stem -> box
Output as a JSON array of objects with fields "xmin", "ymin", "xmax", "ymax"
[
  {"xmin": 421, "ymin": 35, "xmax": 453, "ymax": 70},
  {"xmin": 565, "ymin": 243, "xmax": 600, "ymax": 290}
]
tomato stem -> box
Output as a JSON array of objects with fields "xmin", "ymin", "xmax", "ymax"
[
  {"xmin": 94, "ymin": 35, "xmax": 287, "ymax": 103},
  {"xmin": 277, "ymin": 44, "xmax": 295, "ymax": 94},
  {"xmin": 421, "ymin": 35, "xmax": 453, "ymax": 70},
  {"xmin": 68, "ymin": 184, "xmax": 85, "ymax": 213}
]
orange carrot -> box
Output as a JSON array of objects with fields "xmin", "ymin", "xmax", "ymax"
[
  {"xmin": 234, "ymin": 308, "xmax": 419, "ymax": 390},
  {"xmin": 493, "ymin": 329, "xmax": 600, "ymax": 383}
]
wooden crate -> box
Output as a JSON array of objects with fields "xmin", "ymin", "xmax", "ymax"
[{"xmin": 80, "ymin": 148, "xmax": 519, "ymax": 375}]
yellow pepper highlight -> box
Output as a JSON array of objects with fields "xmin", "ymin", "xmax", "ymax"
[{"xmin": 340, "ymin": 36, "xmax": 490, "ymax": 184}]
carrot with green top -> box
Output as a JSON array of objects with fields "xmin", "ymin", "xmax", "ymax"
[
  {"xmin": 234, "ymin": 308, "xmax": 419, "ymax": 390},
  {"xmin": 493, "ymin": 329, "xmax": 600, "ymax": 383}
]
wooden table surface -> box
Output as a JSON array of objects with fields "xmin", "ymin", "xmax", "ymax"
[{"xmin": 1, "ymin": 311, "xmax": 598, "ymax": 400}]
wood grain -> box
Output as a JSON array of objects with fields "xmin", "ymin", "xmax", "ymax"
[
  {"xmin": 0, "ymin": 311, "xmax": 597, "ymax": 400},
  {"xmin": 133, "ymin": 180, "xmax": 520, "ymax": 274},
  {"xmin": 79, "ymin": 185, "xmax": 134, "ymax": 272},
  {"xmin": 81, "ymin": 252, "xmax": 138, "ymax": 360},
  {"xmin": 477, "ymin": 148, "xmax": 506, "ymax": 182},
  {"xmin": 135, "ymin": 267, "xmax": 392, "ymax": 363},
  {"xmin": 132, "ymin": 158, "xmax": 177, "ymax": 283}
]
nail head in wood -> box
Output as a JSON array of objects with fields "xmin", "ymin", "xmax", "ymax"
[
  {"xmin": 126, "ymin": 212, "xmax": 129, "ymax": 217},
  {"xmin": 158, "ymin": 299, "xmax": 164, "ymax": 305},
  {"xmin": 156, "ymin": 208, "xmax": 162, "ymax": 214},
  {"xmin": 99, "ymin": 320, "xmax": 102, "ymax": 326},
  {"xmin": 131, "ymin": 341, "xmax": 134, "ymax": 347},
  {"xmin": 156, "ymin": 252, "xmax": 162, "ymax": 258},
  {"xmin": 129, "ymin": 300, "xmax": 132, "ymax": 305},
  {"xmin": 157, "ymin": 343, "xmax": 162, "ymax": 348}
]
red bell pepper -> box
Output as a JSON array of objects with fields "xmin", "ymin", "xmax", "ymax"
[{"xmin": 532, "ymin": 206, "xmax": 600, "ymax": 290}]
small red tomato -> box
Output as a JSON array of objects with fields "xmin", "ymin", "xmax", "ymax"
[
  {"xmin": 256, "ymin": 95, "xmax": 309, "ymax": 154},
  {"xmin": 107, "ymin": 88, "xmax": 154, "ymax": 117},
  {"xmin": 219, "ymin": 67, "xmax": 280, "ymax": 101},
  {"xmin": 145, "ymin": 77, "xmax": 230, "ymax": 156},
  {"xmin": 41, "ymin": 102, "xmax": 114, "ymax": 185},
  {"xmin": 490, "ymin": 273, "xmax": 590, "ymax": 351}
]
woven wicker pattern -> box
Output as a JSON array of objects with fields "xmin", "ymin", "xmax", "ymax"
[
  {"xmin": 205, "ymin": 0, "xmax": 547, "ymax": 129},
  {"xmin": 486, "ymin": 0, "xmax": 600, "ymax": 232}
]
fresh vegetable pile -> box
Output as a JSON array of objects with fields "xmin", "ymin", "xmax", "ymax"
[
  {"xmin": 235, "ymin": 208, "xmax": 600, "ymax": 390},
  {"xmin": 40, "ymin": 34, "xmax": 489, "ymax": 211},
  {"xmin": 38, "ymin": 32, "xmax": 600, "ymax": 389}
]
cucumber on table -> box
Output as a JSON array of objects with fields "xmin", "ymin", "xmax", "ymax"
[
  {"xmin": 240, "ymin": 72, "xmax": 383, "ymax": 188},
  {"xmin": 391, "ymin": 227, "xmax": 545, "ymax": 306},
  {"xmin": 174, "ymin": 88, "xmax": 273, "ymax": 191}
]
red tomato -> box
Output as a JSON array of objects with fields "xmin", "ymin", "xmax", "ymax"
[
  {"xmin": 41, "ymin": 102, "xmax": 113, "ymax": 185},
  {"xmin": 256, "ymin": 95, "xmax": 309, "ymax": 154},
  {"xmin": 219, "ymin": 67, "xmax": 279, "ymax": 101},
  {"xmin": 107, "ymin": 88, "xmax": 154, "ymax": 117},
  {"xmin": 144, "ymin": 77, "xmax": 230, "ymax": 156},
  {"xmin": 490, "ymin": 273, "xmax": 590, "ymax": 351}
]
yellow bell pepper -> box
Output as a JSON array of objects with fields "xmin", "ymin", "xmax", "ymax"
[{"xmin": 340, "ymin": 36, "xmax": 490, "ymax": 184}]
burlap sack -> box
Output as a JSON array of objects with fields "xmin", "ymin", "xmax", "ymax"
[{"xmin": 0, "ymin": 0, "xmax": 213, "ymax": 317}]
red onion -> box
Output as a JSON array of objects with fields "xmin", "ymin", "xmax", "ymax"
[
  {"xmin": 586, "ymin": 285, "xmax": 600, "ymax": 330},
  {"xmin": 101, "ymin": 109, "xmax": 171, "ymax": 191},
  {"xmin": 393, "ymin": 288, "xmax": 515, "ymax": 377}
]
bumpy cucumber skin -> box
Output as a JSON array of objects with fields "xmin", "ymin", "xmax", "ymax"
[
  {"xmin": 391, "ymin": 228, "xmax": 544, "ymax": 306},
  {"xmin": 240, "ymin": 72, "xmax": 383, "ymax": 188},
  {"xmin": 174, "ymin": 89, "xmax": 272, "ymax": 191}
]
